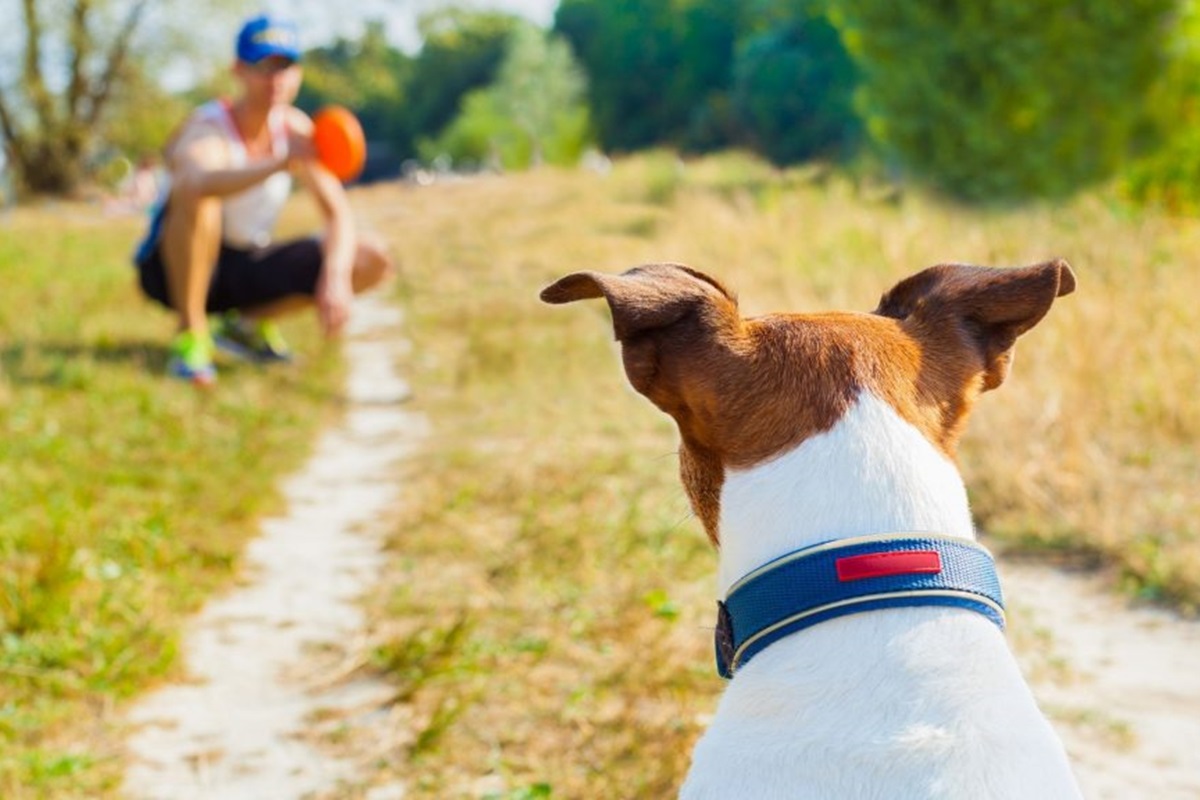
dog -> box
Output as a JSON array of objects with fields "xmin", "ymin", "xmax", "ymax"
[{"xmin": 541, "ymin": 261, "xmax": 1083, "ymax": 799}]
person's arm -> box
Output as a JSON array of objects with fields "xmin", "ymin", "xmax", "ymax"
[
  {"xmin": 286, "ymin": 107, "xmax": 357, "ymax": 337},
  {"xmin": 167, "ymin": 116, "xmax": 292, "ymax": 199}
]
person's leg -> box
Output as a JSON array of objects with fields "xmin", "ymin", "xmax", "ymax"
[
  {"xmin": 214, "ymin": 238, "xmax": 322, "ymax": 326},
  {"xmin": 209, "ymin": 238, "xmax": 318, "ymax": 362},
  {"xmin": 236, "ymin": 234, "xmax": 395, "ymax": 321},
  {"xmin": 214, "ymin": 235, "xmax": 394, "ymax": 363},
  {"xmin": 159, "ymin": 185, "xmax": 221, "ymax": 335},
  {"xmin": 145, "ymin": 188, "xmax": 222, "ymax": 384}
]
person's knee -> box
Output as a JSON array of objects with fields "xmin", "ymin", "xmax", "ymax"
[
  {"xmin": 352, "ymin": 235, "xmax": 394, "ymax": 292},
  {"xmin": 163, "ymin": 185, "xmax": 220, "ymax": 241},
  {"xmin": 168, "ymin": 180, "xmax": 218, "ymax": 215}
]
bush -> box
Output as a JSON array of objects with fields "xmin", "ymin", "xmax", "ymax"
[
  {"xmin": 1123, "ymin": 0, "xmax": 1200, "ymax": 214},
  {"xmin": 831, "ymin": 0, "xmax": 1174, "ymax": 201},
  {"xmin": 732, "ymin": 16, "xmax": 862, "ymax": 164},
  {"xmin": 420, "ymin": 25, "xmax": 594, "ymax": 170}
]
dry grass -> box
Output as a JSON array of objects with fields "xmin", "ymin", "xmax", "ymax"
[{"xmin": 343, "ymin": 151, "xmax": 1200, "ymax": 797}]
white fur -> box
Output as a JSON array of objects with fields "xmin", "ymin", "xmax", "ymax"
[
  {"xmin": 681, "ymin": 392, "xmax": 1082, "ymax": 799},
  {"xmin": 717, "ymin": 392, "xmax": 976, "ymax": 594}
]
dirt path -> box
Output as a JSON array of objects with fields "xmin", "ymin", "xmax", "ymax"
[
  {"xmin": 1005, "ymin": 559, "xmax": 1200, "ymax": 799},
  {"xmin": 121, "ymin": 296, "xmax": 418, "ymax": 800}
]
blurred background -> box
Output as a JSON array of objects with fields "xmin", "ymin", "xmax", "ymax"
[{"xmin": 1, "ymin": 0, "xmax": 1197, "ymax": 209}]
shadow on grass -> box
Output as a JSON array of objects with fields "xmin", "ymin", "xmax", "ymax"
[
  {"xmin": 0, "ymin": 340, "xmax": 350, "ymax": 405},
  {"xmin": 989, "ymin": 531, "xmax": 1200, "ymax": 616},
  {"xmin": 1, "ymin": 339, "xmax": 169, "ymax": 385}
]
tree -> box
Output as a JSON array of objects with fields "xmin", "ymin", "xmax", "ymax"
[
  {"xmin": 1123, "ymin": 0, "xmax": 1200, "ymax": 213},
  {"xmin": 96, "ymin": 65, "xmax": 190, "ymax": 171},
  {"xmin": 732, "ymin": 13, "xmax": 861, "ymax": 164},
  {"xmin": 0, "ymin": 0, "xmax": 149, "ymax": 194},
  {"xmin": 555, "ymin": 0, "xmax": 742, "ymax": 152},
  {"xmin": 395, "ymin": 8, "xmax": 523, "ymax": 160},
  {"xmin": 421, "ymin": 24, "xmax": 593, "ymax": 169},
  {"xmin": 0, "ymin": 0, "xmax": 241, "ymax": 197},
  {"xmin": 828, "ymin": 0, "xmax": 1176, "ymax": 201}
]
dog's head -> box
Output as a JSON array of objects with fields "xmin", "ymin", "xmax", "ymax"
[{"xmin": 541, "ymin": 261, "xmax": 1075, "ymax": 546}]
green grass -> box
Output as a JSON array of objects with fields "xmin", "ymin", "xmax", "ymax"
[
  {"xmin": 0, "ymin": 204, "xmax": 344, "ymax": 797},
  {"xmin": 338, "ymin": 153, "xmax": 1200, "ymax": 797}
]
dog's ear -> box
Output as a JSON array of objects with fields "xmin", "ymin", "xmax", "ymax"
[
  {"xmin": 542, "ymin": 264, "xmax": 740, "ymax": 546},
  {"xmin": 540, "ymin": 263, "xmax": 740, "ymax": 404},
  {"xmin": 540, "ymin": 263, "xmax": 736, "ymax": 340},
  {"xmin": 875, "ymin": 259, "xmax": 1075, "ymax": 390}
]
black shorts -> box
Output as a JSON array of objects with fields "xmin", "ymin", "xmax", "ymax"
[{"xmin": 136, "ymin": 237, "xmax": 323, "ymax": 313}]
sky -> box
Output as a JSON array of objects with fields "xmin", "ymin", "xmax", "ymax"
[
  {"xmin": 0, "ymin": 1, "xmax": 561, "ymax": 105},
  {"xmin": 0, "ymin": 2, "xmax": 564, "ymax": 170},
  {"xmin": 153, "ymin": 0, "xmax": 560, "ymax": 91},
  {"xmin": 273, "ymin": 0, "xmax": 559, "ymax": 53}
]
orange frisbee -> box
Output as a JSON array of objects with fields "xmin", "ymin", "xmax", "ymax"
[{"xmin": 312, "ymin": 105, "xmax": 366, "ymax": 182}]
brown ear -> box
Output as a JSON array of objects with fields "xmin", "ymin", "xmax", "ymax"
[
  {"xmin": 875, "ymin": 259, "xmax": 1075, "ymax": 390},
  {"xmin": 540, "ymin": 262, "xmax": 736, "ymax": 341},
  {"xmin": 540, "ymin": 263, "xmax": 739, "ymax": 408}
]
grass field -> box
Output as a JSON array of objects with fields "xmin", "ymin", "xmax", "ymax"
[
  {"xmin": 343, "ymin": 152, "xmax": 1200, "ymax": 798},
  {"xmin": 0, "ymin": 205, "xmax": 342, "ymax": 796},
  {"xmin": 2, "ymin": 151, "xmax": 1198, "ymax": 798}
]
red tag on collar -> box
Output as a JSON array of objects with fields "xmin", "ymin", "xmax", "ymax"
[{"xmin": 836, "ymin": 550, "xmax": 942, "ymax": 582}]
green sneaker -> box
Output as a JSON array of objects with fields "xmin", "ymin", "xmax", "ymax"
[
  {"xmin": 167, "ymin": 329, "xmax": 217, "ymax": 386},
  {"xmin": 213, "ymin": 312, "xmax": 293, "ymax": 364}
]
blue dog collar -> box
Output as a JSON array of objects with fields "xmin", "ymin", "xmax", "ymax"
[{"xmin": 715, "ymin": 533, "xmax": 1006, "ymax": 679}]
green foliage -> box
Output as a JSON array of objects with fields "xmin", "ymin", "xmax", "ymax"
[
  {"xmin": 732, "ymin": 13, "xmax": 862, "ymax": 164},
  {"xmin": 397, "ymin": 8, "xmax": 525, "ymax": 159},
  {"xmin": 483, "ymin": 785, "xmax": 553, "ymax": 800},
  {"xmin": 551, "ymin": 0, "xmax": 863, "ymax": 162},
  {"xmin": 418, "ymin": 90, "xmax": 514, "ymax": 168},
  {"xmin": 1123, "ymin": 0, "xmax": 1200, "ymax": 213},
  {"xmin": 674, "ymin": 0, "xmax": 746, "ymax": 149},
  {"xmin": 555, "ymin": 0, "xmax": 743, "ymax": 152},
  {"xmin": 97, "ymin": 68, "xmax": 189, "ymax": 163},
  {"xmin": 829, "ymin": 0, "xmax": 1175, "ymax": 201},
  {"xmin": 420, "ymin": 25, "xmax": 593, "ymax": 169}
]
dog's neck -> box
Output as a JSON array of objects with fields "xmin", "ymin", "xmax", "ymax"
[{"xmin": 717, "ymin": 391, "xmax": 976, "ymax": 594}]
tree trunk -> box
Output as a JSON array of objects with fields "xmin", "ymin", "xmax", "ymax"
[{"xmin": 0, "ymin": 0, "xmax": 149, "ymax": 198}]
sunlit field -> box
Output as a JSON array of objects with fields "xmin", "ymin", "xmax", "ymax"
[
  {"xmin": 342, "ymin": 152, "xmax": 1200, "ymax": 797},
  {"xmin": 3, "ymin": 151, "xmax": 1198, "ymax": 797},
  {"xmin": 0, "ymin": 205, "xmax": 342, "ymax": 797}
]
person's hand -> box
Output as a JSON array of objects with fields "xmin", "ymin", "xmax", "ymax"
[
  {"xmin": 315, "ymin": 270, "xmax": 352, "ymax": 337},
  {"xmin": 284, "ymin": 129, "xmax": 318, "ymax": 171}
]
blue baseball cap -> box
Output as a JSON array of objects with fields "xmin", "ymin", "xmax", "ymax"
[{"xmin": 236, "ymin": 14, "xmax": 301, "ymax": 64}]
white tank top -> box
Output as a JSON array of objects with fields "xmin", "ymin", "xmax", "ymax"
[{"xmin": 193, "ymin": 99, "xmax": 293, "ymax": 249}]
